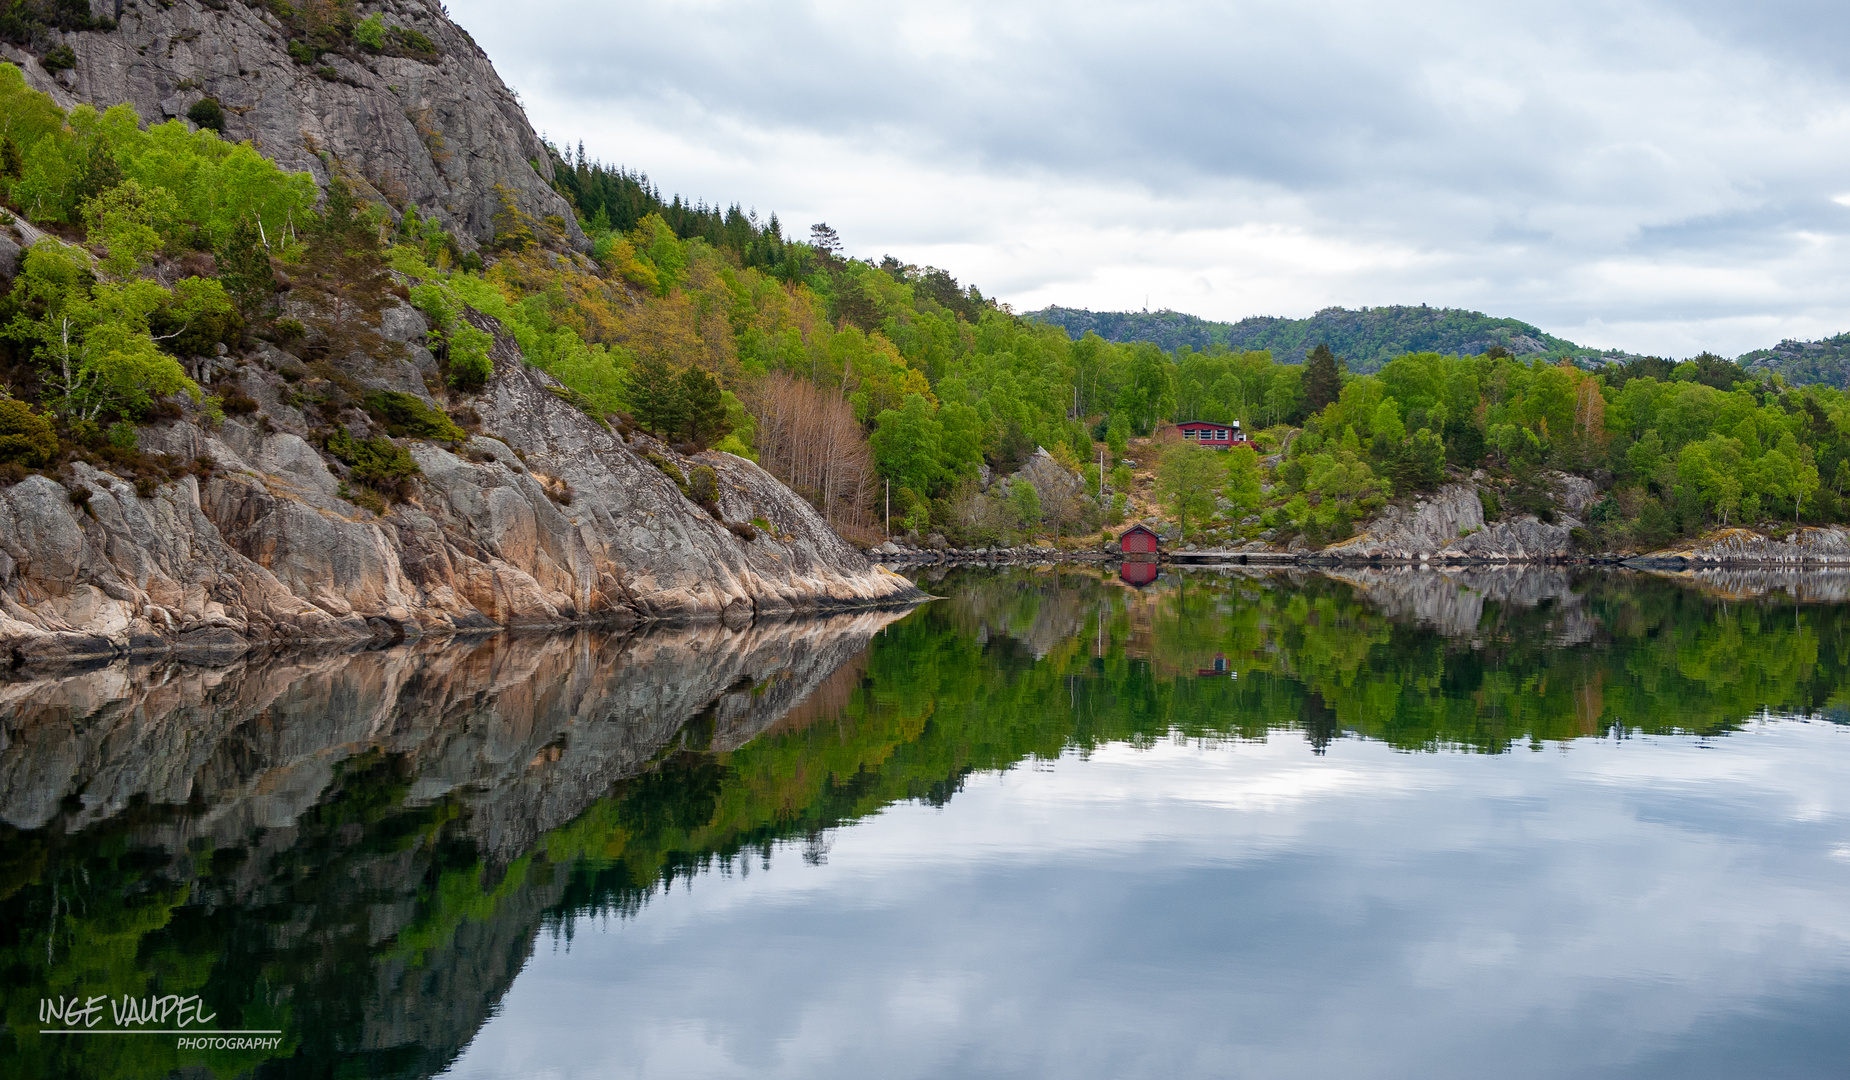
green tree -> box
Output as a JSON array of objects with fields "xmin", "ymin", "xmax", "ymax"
[
  {"xmin": 7, "ymin": 240, "xmax": 197, "ymax": 420},
  {"xmin": 677, "ymin": 366, "xmax": 731, "ymax": 449},
  {"xmin": 1158, "ymin": 441, "xmax": 1220, "ymax": 540},
  {"xmin": 215, "ymin": 215, "xmax": 276, "ymax": 323},
  {"xmin": 871, "ymin": 393, "xmax": 944, "ymax": 497},
  {"xmin": 81, "ymin": 179, "xmax": 180, "ymax": 278},
  {"xmin": 627, "ymin": 352, "xmax": 685, "ymax": 438},
  {"xmin": 0, "ymin": 399, "xmax": 57, "ymax": 465},
  {"xmin": 1224, "ymin": 444, "xmax": 1264, "ymax": 518},
  {"xmin": 1303, "ymin": 343, "xmax": 1342, "ymax": 414},
  {"xmin": 1008, "ymin": 477, "xmax": 1042, "ymax": 533}
]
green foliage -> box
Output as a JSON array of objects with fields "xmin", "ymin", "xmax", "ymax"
[
  {"xmin": 0, "ymin": 74, "xmax": 317, "ymax": 249},
  {"xmin": 1158, "ymin": 442, "xmax": 1221, "ymax": 539},
  {"xmin": 646, "ymin": 451, "xmax": 691, "ymax": 496},
  {"xmin": 627, "ymin": 352, "xmax": 683, "ymax": 438},
  {"xmin": 489, "ymin": 182, "xmax": 535, "ymax": 252},
  {"xmin": 80, "ymin": 178, "xmax": 175, "ymax": 277},
  {"xmin": 326, "ymin": 427, "xmax": 419, "ymax": 497},
  {"xmin": 215, "ymin": 215, "xmax": 276, "ymax": 322},
  {"xmin": 409, "ymin": 281, "xmax": 494, "ymax": 391},
  {"xmin": 1303, "ymin": 343, "xmax": 1342, "ymax": 414},
  {"xmin": 150, "ymin": 275, "xmax": 237, "ymax": 356},
  {"xmin": 1008, "ymin": 477, "xmax": 1042, "ymax": 530},
  {"xmin": 688, "ymin": 463, "xmax": 720, "ymax": 508},
  {"xmin": 185, "ymin": 97, "xmax": 225, "ymax": 134},
  {"xmin": 871, "ymin": 393, "xmax": 946, "ymax": 498},
  {"xmin": 677, "ymin": 366, "xmax": 730, "ymax": 449},
  {"xmin": 353, "ymin": 13, "xmax": 387, "ymax": 51},
  {"xmin": 1224, "ymin": 445, "xmax": 1263, "ymax": 518},
  {"xmin": 362, "ymin": 391, "xmax": 464, "ymax": 442},
  {"xmin": 0, "ymin": 398, "xmax": 56, "ymax": 465},
  {"xmin": 6, "ymin": 240, "xmax": 199, "ymax": 420}
]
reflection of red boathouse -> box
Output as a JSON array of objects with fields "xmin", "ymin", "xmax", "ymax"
[{"xmin": 1119, "ymin": 561, "xmax": 1159, "ymax": 586}]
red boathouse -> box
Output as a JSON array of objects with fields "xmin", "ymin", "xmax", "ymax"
[
  {"xmin": 1119, "ymin": 524, "xmax": 1161, "ymax": 559},
  {"xmin": 1174, "ymin": 419, "xmax": 1251, "ymax": 448}
]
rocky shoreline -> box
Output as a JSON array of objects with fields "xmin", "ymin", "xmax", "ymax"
[
  {"xmin": 870, "ymin": 515, "xmax": 1850, "ymax": 570},
  {"xmin": 0, "ymin": 303, "xmax": 923, "ymax": 666}
]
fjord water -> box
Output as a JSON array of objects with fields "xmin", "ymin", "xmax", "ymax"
[{"xmin": 3, "ymin": 569, "xmax": 1848, "ymax": 1079}]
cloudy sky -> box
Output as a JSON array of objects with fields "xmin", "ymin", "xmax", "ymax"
[{"xmin": 448, "ymin": 0, "xmax": 1850, "ymax": 357}]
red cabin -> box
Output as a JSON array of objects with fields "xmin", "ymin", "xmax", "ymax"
[
  {"xmin": 1174, "ymin": 419, "xmax": 1250, "ymax": 449},
  {"xmin": 1119, "ymin": 524, "xmax": 1161, "ymax": 559}
]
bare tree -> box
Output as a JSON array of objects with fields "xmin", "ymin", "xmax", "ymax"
[{"xmin": 749, "ymin": 374, "xmax": 876, "ymax": 532}]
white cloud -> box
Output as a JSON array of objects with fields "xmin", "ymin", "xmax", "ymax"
[{"xmin": 450, "ymin": 0, "xmax": 1850, "ymax": 354}]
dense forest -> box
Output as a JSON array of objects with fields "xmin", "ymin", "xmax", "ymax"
[
  {"xmin": 1029, "ymin": 303, "xmax": 1599, "ymax": 372},
  {"xmin": 3, "ymin": 67, "xmax": 1850, "ymax": 555}
]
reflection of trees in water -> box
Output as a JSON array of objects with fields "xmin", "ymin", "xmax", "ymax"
[
  {"xmin": 3, "ymin": 567, "xmax": 1849, "ymax": 1079},
  {"xmin": 1299, "ymin": 691, "xmax": 1340, "ymax": 755}
]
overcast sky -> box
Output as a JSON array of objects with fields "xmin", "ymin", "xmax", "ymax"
[{"xmin": 448, "ymin": 0, "xmax": 1850, "ymax": 357}]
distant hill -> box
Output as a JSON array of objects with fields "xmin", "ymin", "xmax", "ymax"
[
  {"xmin": 1027, "ymin": 304, "xmax": 1595, "ymax": 372},
  {"xmin": 1739, "ymin": 333, "xmax": 1850, "ymax": 389}
]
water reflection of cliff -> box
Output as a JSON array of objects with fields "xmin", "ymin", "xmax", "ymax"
[{"xmin": 0, "ymin": 612, "xmax": 909, "ymax": 1080}]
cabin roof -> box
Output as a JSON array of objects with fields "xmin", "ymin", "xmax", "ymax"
[
  {"xmin": 1173, "ymin": 419, "xmax": 1239, "ymax": 427},
  {"xmin": 1120, "ymin": 524, "xmax": 1160, "ymax": 540}
]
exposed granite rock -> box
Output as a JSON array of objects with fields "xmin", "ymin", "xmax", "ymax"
[
  {"xmin": 1012, "ymin": 445, "xmax": 1084, "ymax": 507},
  {"xmin": 1641, "ymin": 526, "xmax": 1850, "ymax": 565},
  {"xmin": 3, "ymin": 0, "xmax": 581, "ymax": 249},
  {"xmin": 0, "ymin": 314, "xmax": 920, "ymax": 663},
  {"xmin": 1321, "ymin": 482, "xmax": 1574, "ymax": 562}
]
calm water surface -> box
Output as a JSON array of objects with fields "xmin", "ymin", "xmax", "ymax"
[{"xmin": 3, "ymin": 567, "xmax": 1849, "ymax": 1079}]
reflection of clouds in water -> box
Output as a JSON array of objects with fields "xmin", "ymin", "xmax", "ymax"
[{"xmin": 445, "ymin": 720, "xmax": 1850, "ymax": 1080}]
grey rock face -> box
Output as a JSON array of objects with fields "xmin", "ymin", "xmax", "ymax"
[
  {"xmin": 1549, "ymin": 471, "xmax": 1599, "ymax": 516},
  {"xmin": 1322, "ymin": 482, "xmax": 1573, "ymax": 562},
  {"xmin": 1013, "ymin": 446, "xmax": 1082, "ymax": 505},
  {"xmin": 1648, "ymin": 526, "xmax": 1850, "ymax": 565},
  {"xmin": 4, "ymin": 0, "xmax": 582, "ymax": 248},
  {"xmin": 0, "ymin": 317, "xmax": 920, "ymax": 663}
]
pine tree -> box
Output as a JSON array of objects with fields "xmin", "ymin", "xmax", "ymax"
[
  {"xmin": 216, "ymin": 216, "xmax": 276, "ymax": 323},
  {"xmin": 1304, "ymin": 342, "xmax": 1342, "ymax": 414},
  {"xmin": 678, "ymin": 366, "xmax": 731, "ymax": 449},
  {"xmin": 628, "ymin": 353, "xmax": 684, "ymax": 438}
]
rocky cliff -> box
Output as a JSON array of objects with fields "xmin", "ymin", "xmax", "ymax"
[
  {"xmin": 0, "ymin": 296, "xmax": 920, "ymax": 663},
  {"xmin": 1640, "ymin": 526, "xmax": 1850, "ymax": 566},
  {"xmin": 2, "ymin": 0, "xmax": 579, "ymax": 247},
  {"xmin": 1319, "ymin": 480, "xmax": 1577, "ymax": 563}
]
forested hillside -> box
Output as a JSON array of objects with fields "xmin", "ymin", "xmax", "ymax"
[
  {"xmin": 1029, "ymin": 304, "xmax": 1593, "ymax": 371},
  {"xmin": 8, "ymin": 45, "xmax": 1850, "ymax": 566},
  {"xmin": 1740, "ymin": 332, "xmax": 1850, "ymax": 389}
]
